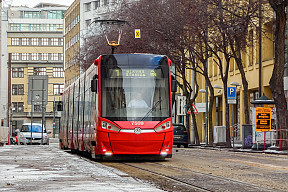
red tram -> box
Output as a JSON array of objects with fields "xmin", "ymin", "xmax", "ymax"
[{"xmin": 59, "ymin": 54, "xmax": 176, "ymax": 160}]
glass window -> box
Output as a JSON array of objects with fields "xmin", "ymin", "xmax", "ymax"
[
  {"xmin": 11, "ymin": 53, "xmax": 20, "ymax": 61},
  {"xmin": 31, "ymin": 53, "xmax": 39, "ymax": 61},
  {"xmin": 51, "ymin": 53, "xmax": 59, "ymax": 61},
  {"xmin": 21, "ymin": 38, "xmax": 29, "ymax": 46},
  {"xmin": 85, "ymin": 2, "xmax": 91, "ymax": 11},
  {"xmin": 31, "ymin": 38, "xmax": 39, "ymax": 46},
  {"xmin": 12, "ymin": 102, "xmax": 24, "ymax": 112},
  {"xmin": 23, "ymin": 11, "xmax": 40, "ymax": 18},
  {"xmin": 21, "ymin": 53, "xmax": 29, "ymax": 61},
  {"xmin": 11, "ymin": 38, "xmax": 20, "ymax": 46},
  {"xmin": 21, "ymin": 24, "xmax": 30, "ymax": 31},
  {"xmin": 12, "ymin": 84, "xmax": 24, "ymax": 95},
  {"xmin": 50, "ymin": 24, "xmax": 58, "ymax": 31},
  {"xmin": 51, "ymin": 38, "xmax": 58, "ymax": 46},
  {"xmin": 13, "ymin": 68, "xmax": 24, "ymax": 78},
  {"xmin": 34, "ymin": 105, "xmax": 42, "ymax": 112},
  {"xmin": 41, "ymin": 24, "xmax": 49, "ymax": 31},
  {"xmin": 53, "ymin": 84, "xmax": 64, "ymax": 95},
  {"xmin": 34, "ymin": 67, "xmax": 46, "ymax": 75},
  {"xmin": 31, "ymin": 24, "xmax": 39, "ymax": 31},
  {"xmin": 41, "ymin": 53, "xmax": 49, "ymax": 61},
  {"xmin": 94, "ymin": 1, "xmax": 100, "ymax": 9},
  {"xmin": 10, "ymin": 24, "xmax": 20, "ymax": 31},
  {"xmin": 101, "ymin": 55, "xmax": 170, "ymax": 121},
  {"xmin": 41, "ymin": 38, "xmax": 49, "ymax": 46},
  {"xmin": 53, "ymin": 67, "xmax": 64, "ymax": 77},
  {"xmin": 60, "ymin": 38, "xmax": 64, "ymax": 46}
]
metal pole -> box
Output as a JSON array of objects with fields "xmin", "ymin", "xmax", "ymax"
[
  {"xmin": 41, "ymin": 79, "xmax": 44, "ymax": 145},
  {"xmin": 30, "ymin": 78, "xmax": 33, "ymax": 145},
  {"xmin": 7, "ymin": 53, "xmax": 11, "ymax": 136},
  {"xmin": 205, "ymin": 60, "xmax": 208, "ymax": 145},
  {"xmin": 232, "ymin": 104, "xmax": 234, "ymax": 148},
  {"xmin": 53, "ymin": 96, "xmax": 55, "ymax": 138},
  {"xmin": 258, "ymin": 2, "xmax": 262, "ymax": 97}
]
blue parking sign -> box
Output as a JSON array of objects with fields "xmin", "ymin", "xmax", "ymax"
[{"xmin": 228, "ymin": 87, "xmax": 236, "ymax": 104}]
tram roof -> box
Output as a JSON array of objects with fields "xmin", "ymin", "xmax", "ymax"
[{"xmin": 101, "ymin": 54, "xmax": 167, "ymax": 66}]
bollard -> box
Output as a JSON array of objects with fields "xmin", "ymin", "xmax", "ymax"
[{"xmin": 8, "ymin": 131, "xmax": 10, "ymax": 145}]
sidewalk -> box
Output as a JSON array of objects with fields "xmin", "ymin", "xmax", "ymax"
[
  {"xmin": 0, "ymin": 142, "xmax": 165, "ymax": 192},
  {"xmin": 190, "ymin": 142, "xmax": 288, "ymax": 155}
]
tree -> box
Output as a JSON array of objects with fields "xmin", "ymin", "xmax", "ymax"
[{"xmin": 267, "ymin": 0, "xmax": 288, "ymax": 147}]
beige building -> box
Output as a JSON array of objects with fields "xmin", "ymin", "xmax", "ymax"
[{"xmin": 2, "ymin": 3, "xmax": 68, "ymax": 136}]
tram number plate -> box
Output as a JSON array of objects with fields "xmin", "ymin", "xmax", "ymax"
[{"xmin": 131, "ymin": 121, "xmax": 144, "ymax": 126}]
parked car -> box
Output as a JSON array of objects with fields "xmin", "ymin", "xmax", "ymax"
[
  {"xmin": 173, "ymin": 123, "xmax": 189, "ymax": 148},
  {"xmin": 18, "ymin": 123, "xmax": 50, "ymax": 145}
]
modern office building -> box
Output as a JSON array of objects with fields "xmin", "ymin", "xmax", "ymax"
[{"xmin": 1, "ymin": 3, "xmax": 68, "ymax": 136}]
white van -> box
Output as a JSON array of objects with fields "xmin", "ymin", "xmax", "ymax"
[{"xmin": 18, "ymin": 123, "xmax": 50, "ymax": 145}]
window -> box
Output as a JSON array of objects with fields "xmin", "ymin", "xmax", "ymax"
[
  {"xmin": 53, "ymin": 84, "xmax": 64, "ymax": 95},
  {"xmin": 86, "ymin": 19, "xmax": 91, "ymax": 27},
  {"xmin": 21, "ymin": 53, "xmax": 29, "ymax": 61},
  {"xmin": 11, "ymin": 38, "xmax": 20, "ymax": 45},
  {"xmin": 53, "ymin": 67, "xmax": 64, "ymax": 77},
  {"xmin": 34, "ymin": 67, "xmax": 46, "ymax": 75},
  {"xmin": 94, "ymin": 1, "xmax": 100, "ymax": 9},
  {"xmin": 31, "ymin": 53, "xmax": 39, "ymax": 61},
  {"xmin": 31, "ymin": 24, "xmax": 39, "ymax": 31},
  {"xmin": 31, "ymin": 38, "xmax": 39, "ymax": 46},
  {"xmin": 21, "ymin": 24, "xmax": 30, "ymax": 31},
  {"xmin": 85, "ymin": 2, "xmax": 91, "ymax": 11},
  {"xmin": 51, "ymin": 38, "xmax": 58, "ymax": 46},
  {"xmin": 41, "ymin": 38, "xmax": 49, "ymax": 46},
  {"xmin": 34, "ymin": 105, "xmax": 42, "ymax": 112},
  {"xmin": 41, "ymin": 53, "xmax": 49, "ymax": 61},
  {"xmin": 50, "ymin": 24, "xmax": 58, "ymax": 31},
  {"xmin": 51, "ymin": 53, "xmax": 59, "ymax": 61},
  {"xmin": 10, "ymin": 24, "xmax": 20, "ymax": 31},
  {"xmin": 11, "ymin": 53, "xmax": 20, "ymax": 61},
  {"xmin": 12, "ymin": 84, "xmax": 24, "ymax": 95},
  {"xmin": 60, "ymin": 38, "xmax": 64, "ymax": 46},
  {"xmin": 41, "ymin": 24, "xmax": 49, "ymax": 31},
  {"xmin": 12, "ymin": 102, "xmax": 24, "ymax": 112},
  {"xmin": 12, "ymin": 68, "xmax": 24, "ymax": 78},
  {"xmin": 23, "ymin": 11, "xmax": 40, "ymax": 18},
  {"xmin": 21, "ymin": 38, "xmax": 29, "ymax": 46}
]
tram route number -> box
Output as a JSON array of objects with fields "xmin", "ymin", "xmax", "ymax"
[{"xmin": 131, "ymin": 121, "xmax": 144, "ymax": 126}]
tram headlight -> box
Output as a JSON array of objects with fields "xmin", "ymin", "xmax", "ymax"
[
  {"xmin": 101, "ymin": 121, "xmax": 121, "ymax": 132},
  {"xmin": 154, "ymin": 121, "xmax": 171, "ymax": 132}
]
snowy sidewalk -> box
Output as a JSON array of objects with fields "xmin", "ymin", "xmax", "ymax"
[{"xmin": 0, "ymin": 143, "xmax": 164, "ymax": 192}]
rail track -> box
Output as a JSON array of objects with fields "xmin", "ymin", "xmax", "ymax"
[{"xmin": 102, "ymin": 161, "xmax": 275, "ymax": 192}]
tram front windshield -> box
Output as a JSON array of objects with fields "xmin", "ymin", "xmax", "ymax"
[{"xmin": 101, "ymin": 54, "xmax": 170, "ymax": 121}]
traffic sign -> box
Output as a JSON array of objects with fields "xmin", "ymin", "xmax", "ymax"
[
  {"xmin": 255, "ymin": 107, "xmax": 271, "ymax": 132},
  {"xmin": 177, "ymin": 96, "xmax": 186, "ymax": 116},
  {"xmin": 135, "ymin": 29, "xmax": 141, "ymax": 38},
  {"xmin": 228, "ymin": 87, "xmax": 236, "ymax": 104}
]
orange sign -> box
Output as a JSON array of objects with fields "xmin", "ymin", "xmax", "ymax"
[{"xmin": 255, "ymin": 107, "xmax": 271, "ymax": 132}]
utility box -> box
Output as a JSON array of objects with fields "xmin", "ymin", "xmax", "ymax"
[
  {"xmin": 0, "ymin": 127, "xmax": 9, "ymax": 144},
  {"xmin": 214, "ymin": 126, "xmax": 226, "ymax": 145}
]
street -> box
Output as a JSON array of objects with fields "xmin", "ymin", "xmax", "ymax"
[{"xmin": 0, "ymin": 142, "xmax": 288, "ymax": 192}]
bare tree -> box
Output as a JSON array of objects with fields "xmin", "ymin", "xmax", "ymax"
[{"xmin": 267, "ymin": 0, "xmax": 288, "ymax": 147}]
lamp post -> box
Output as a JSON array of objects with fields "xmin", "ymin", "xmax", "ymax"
[
  {"xmin": 213, "ymin": 85, "xmax": 224, "ymax": 126},
  {"xmin": 199, "ymin": 89, "xmax": 208, "ymax": 145},
  {"xmin": 230, "ymin": 81, "xmax": 241, "ymax": 148}
]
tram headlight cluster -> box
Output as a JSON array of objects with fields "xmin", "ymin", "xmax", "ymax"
[
  {"xmin": 101, "ymin": 121, "xmax": 121, "ymax": 132},
  {"xmin": 154, "ymin": 121, "xmax": 171, "ymax": 132}
]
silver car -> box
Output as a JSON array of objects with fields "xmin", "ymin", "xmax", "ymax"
[{"xmin": 18, "ymin": 123, "xmax": 50, "ymax": 145}]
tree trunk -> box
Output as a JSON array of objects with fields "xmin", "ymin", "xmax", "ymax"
[{"xmin": 268, "ymin": 1, "xmax": 288, "ymax": 148}]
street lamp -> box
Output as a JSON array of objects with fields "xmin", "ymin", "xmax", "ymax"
[{"xmin": 230, "ymin": 81, "xmax": 241, "ymax": 148}]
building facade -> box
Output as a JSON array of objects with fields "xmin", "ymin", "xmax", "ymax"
[
  {"xmin": 64, "ymin": 0, "xmax": 129, "ymax": 86},
  {"xmin": 1, "ymin": 3, "xmax": 68, "ymax": 136}
]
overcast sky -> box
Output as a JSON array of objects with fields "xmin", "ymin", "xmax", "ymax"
[{"xmin": 3, "ymin": 0, "xmax": 75, "ymax": 8}]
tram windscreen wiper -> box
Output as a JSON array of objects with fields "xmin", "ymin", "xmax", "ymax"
[{"xmin": 141, "ymin": 99, "xmax": 162, "ymax": 121}]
